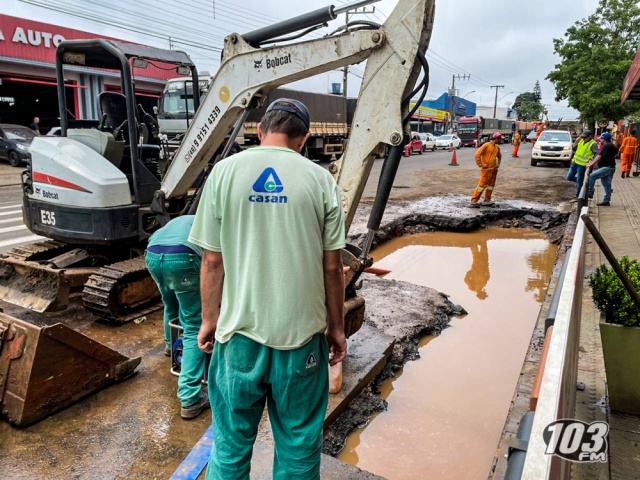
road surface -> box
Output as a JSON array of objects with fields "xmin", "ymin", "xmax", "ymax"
[
  {"xmin": 0, "ymin": 185, "xmax": 43, "ymax": 254},
  {"xmin": 0, "ymin": 142, "xmax": 572, "ymax": 254}
]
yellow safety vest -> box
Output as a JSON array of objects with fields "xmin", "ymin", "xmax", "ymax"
[{"xmin": 573, "ymin": 139, "xmax": 596, "ymax": 166}]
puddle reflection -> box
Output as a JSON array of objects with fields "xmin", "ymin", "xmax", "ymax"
[{"xmin": 338, "ymin": 228, "xmax": 557, "ymax": 480}]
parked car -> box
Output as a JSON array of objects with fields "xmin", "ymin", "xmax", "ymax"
[
  {"xmin": 404, "ymin": 133, "xmax": 424, "ymax": 156},
  {"xmin": 0, "ymin": 124, "xmax": 36, "ymax": 166},
  {"xmin": 435, "ymin": 134, "xmax": 461, "ymax": 150},
  {"xmin": 46, "ymin": 127, "xmax": 61, "ymax": 136},
  {"xmin": 419, "ymin": 132, "xmax": 436, "ymax": 152},
  {"xmin": 531, "ymin": 130, "xmax": 573, "ymax": 167}
]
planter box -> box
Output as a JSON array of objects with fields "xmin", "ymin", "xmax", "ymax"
[{"xmin": 600, "ymin": 315, "xmax": 640, "ymax": 415}]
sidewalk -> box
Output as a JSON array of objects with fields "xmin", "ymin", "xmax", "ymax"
[{"xmin": 573, "ymin": 170, "xmax": 640, "ymax": 480}]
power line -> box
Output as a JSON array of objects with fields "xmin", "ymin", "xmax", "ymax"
[{"xmin": 20, "ymin": 0, "xmax": 222, "ymax": 54}]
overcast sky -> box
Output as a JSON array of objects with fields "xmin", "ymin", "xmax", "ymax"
[{"xmin": 7, "ymin": 0, "xmax": 601, "ymax": 120}]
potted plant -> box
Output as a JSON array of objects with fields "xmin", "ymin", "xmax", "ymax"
[{"xmin": 590, "ymin": 256, "xmax": 640, "ymax": 414}]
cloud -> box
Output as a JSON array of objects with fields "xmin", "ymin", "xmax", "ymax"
[{"xmin": 6, "ymin": 0, "xmax": 601, "ymax": 119}]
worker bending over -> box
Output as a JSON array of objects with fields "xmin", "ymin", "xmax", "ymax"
[
  {"xmin": 620, "ymin": 130, "xmax": 638, "ymax": 178},
  {"xmin": 145, "ymin": 215, "xmax": 209, "ymax": 419},
  {"xmin": 470, "ymin": 132, "xmax": 503, "ymax": 208},
  {"xmin": 190, "ymin": 98, "xmax": 347, "ymax": 479}
]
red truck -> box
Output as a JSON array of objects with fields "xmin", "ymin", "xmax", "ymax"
[{"xmin": 458, "ymin": 116, "xmax": 515, "ymax": 147}]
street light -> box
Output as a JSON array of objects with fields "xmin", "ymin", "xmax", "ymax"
[{"xmin": 461, "ymin": 90, "xmax": 476, "ymax": 98}]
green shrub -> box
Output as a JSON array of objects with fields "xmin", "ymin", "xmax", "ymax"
[{"xmin": 589, "ymin": 256, "xmax": 640, "ymax": 326}]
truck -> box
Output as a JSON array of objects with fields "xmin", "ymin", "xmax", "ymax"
[
  {"xmin": 458, "ymin": 116, "xmax": 515, "ymax": 147},
  {"xmin": 158, "ymin": 80, "xmax": 349, "ymax": 161},
  {"xmin": 157, "ymin": 75, "xmax": 212, "ymax": 151},
  {"xmin": 243, "ymin": 88, "xmax": 348, "ymax": 161}
]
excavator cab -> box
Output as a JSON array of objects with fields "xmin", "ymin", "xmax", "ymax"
[{"xmin": 0, "ymin": 41, "xmax": 200, "ymax": 318}]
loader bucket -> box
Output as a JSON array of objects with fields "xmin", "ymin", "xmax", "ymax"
[
  {"xmin": 0, "ymin": 257, "xmax": 94, "ymax": 313},
  {"xmin": 0, "ymin": 312, "xmax": 141, "ymax": 426}
]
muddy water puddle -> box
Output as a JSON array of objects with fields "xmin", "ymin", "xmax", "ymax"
[{"xmin": 338, "ymin": 227, "xmax": 557, "ymax": 480}]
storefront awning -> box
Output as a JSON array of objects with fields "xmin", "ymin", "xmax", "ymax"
[
  {"xmin": 1, "ymin": 77, "xmax": 87, "ymax": 88},
  {"xmin": 622, "ymin": 48, "xmax": 640, "ymax": 103}
]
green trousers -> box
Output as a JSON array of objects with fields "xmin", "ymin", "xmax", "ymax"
[
  {"xmin": 206, "ymin": 332, "xmax": 329, "ymax": 480},
  {"xmin": 146, "ymin": 252, "xmax": 204, "ymax": 407}
]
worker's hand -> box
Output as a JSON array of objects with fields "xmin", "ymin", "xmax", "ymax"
[
  {"xmin": 326, "ymin": 328, "xmax": 347, "ymax": 366},
  {"xmin": 198, "ymin": 322, "xmax": 216, "ymax": 354},
  {"xmin": 482, "ymin": 164, "xmax": 489, "ymax": 169}
]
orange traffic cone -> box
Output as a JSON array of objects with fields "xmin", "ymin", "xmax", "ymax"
[
  {"xmin": 448, "ymin": 142, "xmax": 453, "ymax": 152},
  {"xmin": 449, "ymin": 150, "xmax": 459, "ymax": 166}
]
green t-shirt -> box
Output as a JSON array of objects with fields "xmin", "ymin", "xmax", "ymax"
[
  {"xmin": 148, "ymin": 215, "xmax": 203, "ymax": 257},
  {"xmin": 189, "ymin": 146, "xmax": 346, "ymax": 350}
]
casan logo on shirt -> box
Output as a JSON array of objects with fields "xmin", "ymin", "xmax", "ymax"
[{"xmin": 249, "ymin": 168, "xmax": 288, "ymax": 204}]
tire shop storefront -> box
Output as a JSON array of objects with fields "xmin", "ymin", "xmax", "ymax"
[{"xmin": 0, "ymin": 14, "xmax": 175, "ymax": 133}]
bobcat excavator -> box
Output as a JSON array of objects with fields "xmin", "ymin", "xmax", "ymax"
[{"xmin": 0, "ymin": 0, "xmax": 435, "ymax": 424}]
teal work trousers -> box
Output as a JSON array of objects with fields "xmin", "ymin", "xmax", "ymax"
[
  {"xmin": 206, "ymin": 332, "xmax": 329, "ymax": 480},
  {"xmin": 146, "ymin": 252, "xmax": 204, "ymax": 407}
]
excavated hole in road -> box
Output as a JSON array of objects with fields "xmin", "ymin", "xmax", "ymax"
[{"xmin": 337, "ymin": 227, "xmax": 558, "ymax": 480}]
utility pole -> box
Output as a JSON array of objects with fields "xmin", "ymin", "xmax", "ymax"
[
  {"xmin": 490, "ymin": 85, "xmax": 505, "ymax": 118},
  {"xmin": 342, "ymin": 6, "xmax": 376, "ymax": 97},
  {"xmin": 168, "ymin": 37, "xmax": 174, "ymax": 50},
  {"xmin": 449, "ymin": 74, "xmax": 470, "ymax": 133}
]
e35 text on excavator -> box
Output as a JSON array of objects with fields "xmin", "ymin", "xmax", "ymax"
[{"xmin": 0, "ymin": 0, "xmax": 435, "ymax": 423}]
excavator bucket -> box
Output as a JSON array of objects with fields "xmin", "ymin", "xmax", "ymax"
[
  {"xmin": 0, "ymin": 253, "xmax": 94, "ymax": 313},
  {"xmin": 0, "ymin": 312, "xmax": 141, "ymax": 426}
]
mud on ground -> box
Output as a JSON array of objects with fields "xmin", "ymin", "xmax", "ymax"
[{"xmin": 381, "ymin": 161, "xmax": 576, "ymax": 204}]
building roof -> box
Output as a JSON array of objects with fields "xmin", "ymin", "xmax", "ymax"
[{"xmin": 622, "ymin": 48, "xmax": 640, "ymax": 103}]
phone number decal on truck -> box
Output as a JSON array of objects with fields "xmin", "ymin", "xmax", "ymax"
[{"xmin": 184, "ymin": 105, "xmax": 222, "ymax": 163}]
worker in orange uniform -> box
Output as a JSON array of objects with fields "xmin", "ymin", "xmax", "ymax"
[
  {"xmin": 615, "ymin": 130, "xmax": 624, "ymax": 151},
  {"xmin": 535, "ymin": 121, "xmax": 547, "ymax": 141},
  {"xmin": 470, "ymin": 132, "xmax": 503, "ymax": 208},
  {"xmin": 620, "ymin": 129, "xmax": 638, "ymax": 178},
  {"xmin": 512, "ymin": 130, "xmax": 521, "ymax": 158}
]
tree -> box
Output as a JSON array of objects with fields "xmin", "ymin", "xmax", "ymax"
[
  {"xmin": 512, "ymin": 91, "xmax": 544, "ymax": 121},
  {"xmin": 533, "ymin": 81, "xmax": 542, "ymax": 103},
  {"xmin": 547, "ymin": 0, "xmax": 640, "ymax": 125}
]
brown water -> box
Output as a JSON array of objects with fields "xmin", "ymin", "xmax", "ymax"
[{"xmin": 337, "ymin": 227, "xmax": 557, "ymax": 480}]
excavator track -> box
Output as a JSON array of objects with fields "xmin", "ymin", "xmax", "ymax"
[
  {"xmin": 82, "ymin": 256, "xmax": 162, "ymax": 323},
  {"xmin": 2, "ymin": 240, "xmax": 71, "ymax": 262}
]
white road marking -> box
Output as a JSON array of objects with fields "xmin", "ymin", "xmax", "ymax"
[
  {"xmin": 0, "ymin": 210, "xmax": 21, "ymax": 217},
  {"xmin": 0, "ymin": 216, "xmax": 23, "ymax": 225},
  {"xmin": 0, "ymin": 235, "xmax": 43, "ymax": 249},
  {"xmin": 0, "ymin": 224, "xmax": 28, "ymax": 234},
  {"xmin": 0, "ymin": 204, "xmax": 21, "ymax": 210}
]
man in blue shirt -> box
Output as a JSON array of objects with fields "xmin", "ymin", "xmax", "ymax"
[
  {"xmin": 587, "ymin": 132, "xmax": 618, "ymax": 207},
  {"xmin": 146, "ymin": 215, "xmax": 209, "ymax": 419}
]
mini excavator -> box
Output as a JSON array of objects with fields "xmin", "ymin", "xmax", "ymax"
[{"xmin": 0, "ymin": 0, "xmax": 435, "ymax": 424}]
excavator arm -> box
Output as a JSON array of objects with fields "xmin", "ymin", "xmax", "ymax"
[
  {"xmin": 159, "ymin": 0, "xmax": 435, "ymax": 338},
  {"xmin": 160, "ymin": 0, "xmax": 435, "ymax": 225}
]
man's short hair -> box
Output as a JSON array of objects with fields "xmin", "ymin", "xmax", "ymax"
[{"xmin": 259, "ymin": 110, "xmax": 308, "ymax": 139}]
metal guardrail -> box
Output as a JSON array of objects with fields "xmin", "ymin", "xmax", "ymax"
[{"xmin": 519, "ymin": 207, "xmax": 588, "ymax": 480}]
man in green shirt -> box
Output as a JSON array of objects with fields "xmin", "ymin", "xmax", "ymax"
[
  {"xmin": 189, "ymin": 98, "xmax": 347, "ymax": 480},
  {"xmin": 146, "ymin": 215, "xmax": 210, "ymax": 419}
]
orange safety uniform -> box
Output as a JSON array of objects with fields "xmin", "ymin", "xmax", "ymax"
[
  {"xmin": 512, "ymin": 132, "xmax": 521, "ymax": 158},
  {"xmin": 620, "ymin": 135, "xmax": 638, "ymax": 175},
  {"xmin": 472, "ymin": 142, "xmax": 501, "ymax": 203}
]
